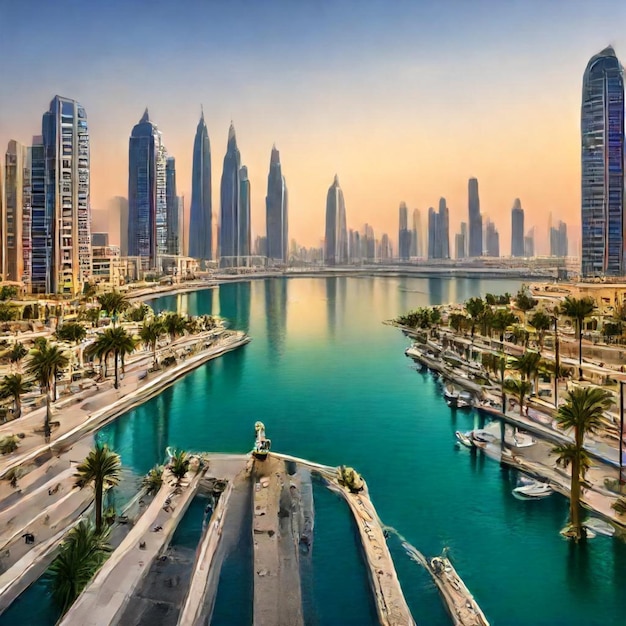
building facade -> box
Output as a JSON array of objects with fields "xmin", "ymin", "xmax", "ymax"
[
  {"xmin": 398, "ymin": 201, "xmax": 410, "ymax": 260},
  {"xmin": 438, "ymin": 197, "xmax": 450, "ymax": 259},
  {"xmin": 266, "ymin": 145, "xmax": 288, "ymax": 262},
  {"xmin": 239, "ymin": 165, "xmax": 251, "ymax": 258},
  {"xmin": 165, "ymin": 156, "xmax": 179, "ymax": 255},
  {"xmin": 581, "ymin": 46, "xmax": 625, "ymax": 276},
  {"xmin": 511, "ymin": 198, "xmax": 525, "ymax": 257},
  {"xmin": 468, "ymin": 177, "xmax": 482, "ymax": 257},
  {"xmin": 485, "ymin": 218, "xmax": 500, "ymax": 257},
  {"xmin": 324, "ymin": 175, "xmax": 347, "ymax": 265},
  {"xmin": 219, "ymin": 123, "xmax": 242, "ymax": 265},
  {"xmin": 550, "ymin": 220, "xmax": 568, "ymax": 257},
  {"xmin": 189, "ymin": 111, "xmax": 212, "ymax": 260}
]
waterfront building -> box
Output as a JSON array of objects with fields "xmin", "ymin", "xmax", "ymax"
[
  {"xmin": 166, "ymin": 157, "xmax": 179, "ymax": 255},
  {"xmin": 438, "ymin": 197, "xmax": 450, "ymax": 259},
  {"xmin": 128, "ymin": 109, "xmax": 168, "ymax": 269},
  {"xmin": 398, "ymin": 202, "xmax": 410, "ymax": 260},
  {"xmin": 581, "ymin": 46, "xmax": 625, "ymax": 276},
  {"xmin": 455, "ymin": 232, "xmax": 466, "ymax": 259},
  {"xmin": 410, "ymin": 208, "xmax": 422, "ymax": 258},
  {"xmin": 92, "ymin": 245, "xmax": 122, "ymax": 289},
  {"xmin": 3, "ymin": 140, "xmax": 32, "ymax": 287},
  {"xmin": 468, "ymin": 177, "xmax": 483, "ymax": 257},
  {"xmin": 524, "ymin": 227, "xmax": 535, "ymax": 257},
  {"xmin": 30, "ymin": 136, "xmax": 47, "ymax": 294},
  {"xmin": 91, "ymin": 232, "xmax": 108, "ymax": 247},
  {"xmin": 550, "ymin": 220, "xmax": 568, "ymax": 257},
  {"xmin": 219, "ymin": 123, "xmax": 243, "ymax": 266},
  {"xmin": 427, "ymin": 207, "xmax": 438, "ymax": 259},
  {"xmin": 41, "ymin": 96, "xmax": 91, "ymax": 294},
  {"xmin": 114, "ymin": 197, "xmax": 129, "ymax": 256},
  {"xmin": 254, "ymin": 235, "xmax": 267, "ymax": 257},
  {"xmin": 239, "ymin": 166, "xmax": 251, "ymax": 259},
  {"xmin": 189, "ymin": 111, "xmax": 212, "ymax": 260},
  {"xmin": 266, "ymin": 145, "xmax": 288, "ymax": 263},
  {"xmin": 324, "ymin": 175, "xmax": 348, "ymax": 265},
  {"xmin": 511, "ymin": 198, "xmax": 525, "ymax": 257},
  {"xmin": 485, "ymin": 218, "xmax": 500, "ymax": 257}
]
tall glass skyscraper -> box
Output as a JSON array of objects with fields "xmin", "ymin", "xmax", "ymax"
[
  {"xmin": 468, "ymin": 177, "xmax": 482, "ymax": 257},
  {"xmin": 398, "ymin": 202, "xmax": 410, "ymax": 260},
  {"xmin": 165, "ymin": 157, "xmax": 179, "ymax": 255},
  {"xmin": 324, "ymin": 175, "xmax": 347, "ymax": 265},
  {"xmin": 266, "ymin": 146, "xmax": 288, "ymax": 262},
  {"xmin": 239, "ymin": 166, "xmax": 251, "ymax": 258},
  {"xmin": 30, "ymin": 136, "xmax": 48, "ymax": 294},
  {"xmin": 189, "ymin": 111, "xmax": 212, "ymax": 260},
  {"xmin": 581, "ymin": 46, "xmax": 625, "ymax": 277},
  {"xmin": 511, "ymin": 198, "xmax": 525, "ymax": 257},
  {"xmin": 128, "ymin": 109, "xmax": 167, "ymax": 268},
  {"xmin": 41, "ymin": 96, "xmax": 91, "ymax": 294},
  {"xmin": 438, "ymin": 197, "xmax": 450, "ymax": 259},
  {"xmin": 219, "ymin": 123, "xmax": 241, "ymax": 265}
]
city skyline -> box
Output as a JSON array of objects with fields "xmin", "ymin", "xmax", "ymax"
[{"xmin": 3, "ymin": 1, "xmax": 625, "ymax": 255}]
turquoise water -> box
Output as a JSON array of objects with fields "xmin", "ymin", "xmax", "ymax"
[{"xmin": 3, "ymin": 276, "xmax": 626, "ymax": 625}]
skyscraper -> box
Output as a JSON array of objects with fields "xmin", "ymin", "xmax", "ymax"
[
  {"xmin": 427, "ymin": 207, "xmax": 438, "ymax": 259},
  {"xmin": 42, "ymin": 96, "xmax": 91, "ymax": 294},
  {"xmin": 485, "ymin": 218, "xmax": 500, "ymax": 257},
  {"xmin": 189, "ymin": 110, "xmax": 212, "ymax": 260},
  {"xmin": 324, "ymin": 175, "xmax": 347, "ymax": 265},
  {"xmin": 438, "ymin": 197, "xmax": 450, "ymax": 259},
  {"xmin": 266, "ymin": 145, "xmax": 288, "ymax": 262},
  {"xmin": 30, "ymin": 136, "xmax": 48, "ymax": 294},
  {"xmin": 165, "ymin": 157, "xmax": 179, "ymax": 255},
  {"xmin": 410, "ymin": 209, "xmax": 421, "ymax": 258},
  {"xmin": 581, "ymin": 46, "xmax": 625, "ymax": 276},
  {"xmin": 239, "ymin": 166, "xmax": 251, "ymax": 258},
  {"xmin": 115, "ymin": 197, "xmax": 129, "ymax": 256},
  {"xmin": 550, "ymin": 220, "xmax": 568, "ymax": 257},
  {"xmin": 219, "ymin": 123, "xmax": 242, "ymax": 265},
  {"xmin": 128, "ymin": 109, "xmax": 167, "ymax": 268},
  {"xmin": 398, "ymin": 201, "xmax": 410, "ymax": 260},
  {"xmin": 455, "ymin": 233, "xmax": 466, "ymax": 259},
  {"xmin": 3, "ymin": 140, "xmax": 31, "ymax": 285},
  {"xmin": 468, "ymin": 178, "xmax": 483, "ymax": 257},
  {"xmin": 460, "ymin": 222, "xmax": 468, "ymax": 257},
  {"xmin": 524, "ymin": 227, "xmax": 535, "ymax": 258},
  {"xmin": 511, "ymin": 198, "xmax": 525, "ymax": 257}
]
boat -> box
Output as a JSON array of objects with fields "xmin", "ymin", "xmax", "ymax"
[
  {"xmin": 455, "ymin": 431, "xmax": 474, "ymax": 448},
  {"xmin": 511, "ymin": 430, "xmax": 535, "ymax": 448},
  {"xmin": 444, "ymin": 385, "xmax": 459, "ymax": 407},
  {"xmin": 512, "ymin": 478, "xmax": 553, "ymax": 500},
  {"xmin": 583, "ymin": 518, "xmax": 615, "ymax": 537},
  {"xmin": 456, "ymin": 390, "xmax": 473, "ymax": 409},
  {"xmin": 471, "ymin": 429, "xmax": 498, "ymax": 448},
  {"xmin": 253, "ymin": 421, "xmax": 271, "ymax": 460}
]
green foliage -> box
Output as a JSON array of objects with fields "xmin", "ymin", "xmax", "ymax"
[
  {"xmin": 555, "ymin": 387, "xmax": 612, "ymax": 440},
  {"xmin": 49, "ymin": 519, "xmax": 111, "ymax": 615},
  {"xmin": 56, "ymin": 322, "xmax": 87, "ymax": 345},
  {"xmin": 0, "ymin": 286, "xmax": 18, "ymax": 301},
  {"xmin": 142, "ymin": 465, "xmax": 164, "ymax": 495},
  {"xmin": 87, "ymin": 327, "xmax": 136, "ymax": 388},
  {"xmin": 514, "ymin": 287, "xmax": 538, "ymax": 315},
  {"xmin": 0, "ymin": 373, "xmax": 32, "ymax": 418},
  {"xmin": 0, "ymin": 303, "xmax": 18, "ymax": 322},
  {"xmin": 8, "ymin": 342, "xmax": 28, "ymax": 366},
  {"xmin": 510, "ymin": 351, "xmax": 542, "ymax": 381},
  {"xmin": 169, "ymin": 449, "xmax": 190, "ymax": 481},
  {"xmin": 126, "ymin": 303, "xmax": 151, "ymax": 322},
  {"xmin": 448, "ymin": 312, "xmax": 468, "ymax": 332},
  {"xmin": 139, "ymin": 319, "xmax": 164, "ymax": 368},
  {"xmin": 612, "ymin": 497, "xmax": 626, "ymax": 515},
  {"xmin": 96, "ymin": 291, "xmax": 129, "ymax": 325},
  {"xmin": 485, "ymin": 293, "xmax": 511, "ymax": 306},
  {"xmin": 491, "ymin": 309, "xmax": 518, "ymax": 340},
  {"xmin": 396, "ymin": 308, "xmax": 434, "ymax": 329},
  {"xmin": 0, "ymin": 434, "xmax": 19, "ymax": 454},
  {"xmin": 603, "ymin": 321, "xmax": 622, "ymax": 338},
  {"xmin": 503, "ymin": 377, "xmax": 532, "ymax": 415}
]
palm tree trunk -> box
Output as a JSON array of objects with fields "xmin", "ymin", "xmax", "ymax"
[
  {"xmin": 95, "ymin": 478, "xmax": 103, "ymax": 533},
  {"xmin": 44, "ymin": 384, "xmax": 51, "ymax": 440},
  {"xmin": 114, "ymin": 349, "xmax": 119, "ymax": 389},
  {"xmin": 578, "ymin": 319, "xmax": 583, "ymax": 380},
  {"xmin": 153, "ymin": 342, "xmax": 157, "ymax": 369},
  {"xmin": 570, "ymin": 453, "xmax": 582, "ymax": 540},
  {"xmin": 14, "ymin": 395, "xmax": 21, "ymax": 420}
]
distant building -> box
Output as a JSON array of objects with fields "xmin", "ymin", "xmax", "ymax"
[
  {"xmin": 379, "ymin": 233, "xmax": 392, "ymax": 260},
  {"xmin": 485, "ymin": 218, "xmax": 500, "ymax": 257},
  {"xmin": 581, "ymin": 46, "xmax": 625, "ymax": 276},
  {"xmin": 410, "ymin": 209, "xmax": 422, "ymax": 257},
  {"xmin": 438, "ymin": 197, "xmax": 450, "ymax": 259},
  {"xmin": 254, "ymin": 235, "xmax": 268, "ymax": 257},
  {"xmin": 266, "ymin": 145, "xmax": 288, "ymax": 262},
  {"xmin": 165, "ymin": 157, "xmax": 179, "ymax": 255},
  {"xmin": 324, "ymin": 175, "xmax": 348, "ymax": 265},
  {"xmin": 524, "ymin": 227, "xmax": 535, "ymax": 258},
  {"xmin": 362, "ymin": 224, "xmax": 375, "ymax": 261},
  {"xmin": 91, "ymin": 232, "xmax": 109, "ymax": 247},
  {"xmin": 550, "ymin": 220, "xmax": 568, "ymax": 257},
  {"xmin": 239, "ymin": 166, "xmax": 251, "ymax": 258},
  {"xmin": 460, "ymin": 222, "xmax": 468, "ymax": 257},
  {"xmin": 511, "ymin": 198, "xmax": 525, "ymax": 257},
  {"xmin": 398, "ymin": 202, "xmax": 410, "ymax": 260},
  {"xmin": 455, "ymin": 232, "xmax": 466, "ymax": 259},
  {"xmin": 219, "ymin": 123, "xmax": 244, "ymax": 266},
  {"xmin": 115, "ymin": 197, "xmax": 129, "ymax": 256},
  {"xmin": 468, "ymin": 178, "xmax": 483, "ymax": 257},
  {"xmin": 189, "ymin": 110, "xmax": 212, "ymax": 260},
  {"xmin": 428, "ymin": 207, "xmax": 438, "ymax": 259}
]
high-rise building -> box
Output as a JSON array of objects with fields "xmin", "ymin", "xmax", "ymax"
[
  {"xmin": 438, "ymin": 197, "xmax": 450, "ymax": 259},
  {"xmin": 581, "ymin": 46, "xmax": 625, "ymax": 276},
  {"xmin": 455, "ymin": 232, "xmax": 466, "ymax": 259},
  {"xmin": 266, "ymin": 145, "xmax": 288, "ymax": 262},
  {"xmin": 189, "ymin": 110, "xmax": 212, "ymax": 260},
  {"xmin": 362, "ymin": 224, "xmax": 375, "ymax": 261},
  {"xmin": 219, "ymin": 123, "xmax": 242, "ymax": 265},
  {"xmin": 128, "ymin": 109, "xmax": 167, "ymax": 268},
  {"xmin": 42, "ymin": 96, "xmax": 91, "ymax": 294},
  {"xmin": 428, "ymin": 207, "xmax": 438, "ymax": 259},
  {"xmin": 3, "ymin": 140, "xmax": 32, "ymax": 286},
  {"xmin": 410, "ymin": 208, "xmax": 422, "ymax": 257},
  {"xmin": 550, "ymin": 219, "xmax": 568, "ymax": 257},
  {"xmin": 524, "ymin": 227, "xmax": 535, "ymax": 258},
  {"xmin": 511, "ymin": 198, "xmax": 525, "ymax": 257},
  {"xmin": 30, "ymin": 136, "xmax": 48, "ymax": 294},
  {"xmin": 460, "ymin": 222, "xmax": 468, "ymax": 257},
  {"xmin": 398, "ymin": 201, "xmax": 410, "ymax": 260},
  {"xmin": 239, "ymin": 166, "xmax": 251, "ymax": 258},
  {"xmin": 324, "ymin": 175, "xmax": 347, "ymax": 265},
  {"xmin": 165, "ymin": 157, "xmax": 179, "ymax": 255},
  {"xmin": 91, "ymin": 232, "xmax": 109, "ymax": 247},
  {"xmin": 485, "ymin": 218, "xmax": 500, "ymax": 257},
  {"xmin": 379, "ymin": 233, "xmax": 392, "ymax": 260},
  {"xmin": 468, "ymin": 178, "xmax": 483, "ymax": 257},
  {"xmin": 112, "ymin": 197, "xmax": 129, "ymax": 256}
]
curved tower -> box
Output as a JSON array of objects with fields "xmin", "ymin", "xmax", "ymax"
[
  {"xmin": 511, "ymin": 198, "xmax": 525, "ymax": 257},
  {"xmin": 189, "ymin": 110, "xmax": 212, "ymax": 259},
  {"xmin": 581, "ymin": 46, "xmax": 624, "ymax": 276},
  {"xmin": 219, "ymin": 123, "xmax": 241, "ymax": 265},
  {"xmin": 324, "ymin": 175, "xmax": 347, "ymax": 265},
  {"xmin": 266, "ymin": 145, "xmax": 288, "ymax": 262}
]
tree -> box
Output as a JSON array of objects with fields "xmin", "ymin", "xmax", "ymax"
[
  {"xmin": 514, "ymin": 287, "xmax": 538, "ymax": 323},
  {"xmin": 56, "ymin": 321, "xmax": 87, "ymax": 345},
  {"xmin": 49, "ymin": 519, "xmax": 111, "ymax": 615},
  {"xmin": 0, "ymin": 373, "xmax": 32, "ymax": 420},
  {"xmin": 491, "ymin": 309, "xmax": 518, "ymax": 344},
  {"xmin": 126, "ymin": 303, "xmax": 151, "ymax": 323},
  {"xmin": 511, "ymin": 350, "xmax": 542, "ymax": 394},
  {"xmin": 90, "ymin": 328, "xmax": 136, "ymax": 389},
  {"xmin": 8, "ymin": 342, "xmax": 28, "ymax": 372},
  {"xmin": 465, "ymin": 297, "xmax": 485, "ymax": 338},
  {"xmin": 553, "ymin": 386, "xmax": 613, "ymax": 540},
  {"xmin": 169, "ymin": 449, "xmax": 190, "ymax": 482},
  {"xmin": 139, "ymin": 319, "xmax": 164, "ymax": 369},
  {"xmin": 142, "ymin": 465, "xmax": 164, "ymax": 495},
  {"xmin": 0, "ymin": 285, "xmax": 18, "ymax": 301},
  {"xmin": 26, "ymin": 344, "xmax": 69, "ymax": 440},
  {"xmin": 82, "ymin": 282, "xmax": 97, "ymax": 300},
  {"xmin": 0, "ymin": 303, "xmax": 18, "ymax": 324},
  {"xmin": 74, "ymin": 443, "xmax": 121, "ymax": 533},
  {"xmin": 449, "ymin": 312, "xmax": 468, "ymax": 333},
  {"xmin": 603, "ymin": 321, "xmax": 622, "ymax": 344},
  {"xmin": 504, "ymin": 377, "xmax": 532, "ymax": 416},
  {"xmin": 529, "ymin": 310, "xmax": 552, "ymax": 353},
  {"xmin": 97, "ymin": 291, "xmax": 129, "ymax": 326},
  {"xmin": 163, "ymin": 313, "xmax": 187, "ymax": 344},
  {"xmin": 560, "ymin": 296, "xmax": 596, "ymax": 380}
]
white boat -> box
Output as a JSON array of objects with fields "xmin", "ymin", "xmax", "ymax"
[
  {"xmin": 457, "ymin": 391, "xmax": 473, "ymax": 409},
  {"xmin": 455, "ymin": 431, "xmax": 474, "ymax": 448},
  {"xmin": 511, "ymin": 431, "xmax": 536, "ymax": 448},
  {"xmin": 471, "ymin": 429, "xmax": 498, "ymax": 448},
  {"xmin": 444, "ymin": 386, "xmax": 459, "ymax": 407},
  {"xmin": 583, "ymin": 518, "xmax": 615, "ymax": 537},
  {"xmin": 512, "ymin": 478, "xmax": 553, "ymax": 499}
]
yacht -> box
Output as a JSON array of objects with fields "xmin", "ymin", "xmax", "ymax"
[
  {"xmin": 512, "ymin": 478, "xmax": 553, "ymax": 500},
  {"xmin": 444, "ymin": 385, "xmax": 459, "ymax": 407},
  {"xmin": 455, "ymin": 431, "xmax": 474, "ymax": 448},
  {"xmin": 583, "ymin": 518, "xmax": 615, "ymax": 537},
  {"xmin": 457, "ymin": 390, "xmax": 473, "ymax": 409},
  {"xmin": 471, "ymin": 429, "xmax": 498, "ymax": 448}
]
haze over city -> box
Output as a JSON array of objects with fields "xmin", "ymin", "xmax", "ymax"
[{"xmin": 1, "ymin": 0, "xmax": 625, "ymax": 253}]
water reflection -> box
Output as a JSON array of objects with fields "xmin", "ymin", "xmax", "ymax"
[
  {"xmin": 264, "ymin": 279, "xmax": 288, "ymax": 362},
  {"xmin": 326, "ymin": 278, "xmax": 337, "ymax": 338},
  {"xmin": 219, "ymin": 282, "xmax": 250, "ymax": 331}
]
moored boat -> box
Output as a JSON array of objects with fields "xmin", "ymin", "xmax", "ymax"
[
  {"xmin": 583, "ymin": 517, "xmax": 615, "ymax": 537},
  {"xmin": 444, "ymin": 385, "xmax": 459, "ymax": 407},
  {"xmin": 455, "ymin": 431, "xmax": 474, "ymax": 448},
  {"xmin": 457, "ymin": 390, "xmax": 473, "ymax": 409},
  {"xmin": 512, "ymin": 478, "xmax": 553, "ymax": 500},
  {"xmin": 253, "ymin": 421, "xmax": 271, "ymax": 460}
]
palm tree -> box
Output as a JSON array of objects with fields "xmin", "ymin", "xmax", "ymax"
[
  {"xmin": 162, "ymin": 313, "xmax": 188, "ymax": 344},
  {"xmin": 56, "ymin": 322, "xmax": 88, "ymax": 378},
  {"xmin": 465, "ymin": 297, "xmax": 485, "ymax": 339},
  {"xmin": 528, "ymin": 310, "xmax": 551, "ymax": 353},
  {"xmin": 504, "ymin": 377, "xmax": 532, "ymax": 416},
  {"xmin": 90, "ymin": 328, "xmax": 136, "ymax": 389},
  {"xmin": 491, "ymin": 309, "xmax": 518, "ymax": 345},
  {"xmin": 49, "ymin": 519, "xmax": 111, "ymax": 615},
  {"xmin": 97, "ymin": 291, "xmax": 129, "ymax": 327},
  {"xmin": 514, "ymin": 287, "xmax": 537, "ymax": 324},
  {"xmin": 126, "ymin": 303, "xmax": 151, "ymax": 323},
  {"xmin": 169, "ymin": 449, "xmax": 190, "ymax": 482},
  {"xmin": 74, "ymin": 443, "xmax": 121, "ymax": 532},
  {"xmin": 8, "ymin": 342, "xmax": 28, "ymax": 372},
  {"xmin": 139, "ymin": 319, "xmax": 164, "ymax": 369},
  {"xmin": 0, "ymin": 373, "xmax": 32, "ymax": 420},
  {"xmin": 553, "ymin": 386, "xmax": 613, "ymax": 540},
  {"xmin": 560, "ymin": 296, "xmax": 596, "ymax": 380},
  {"xmin": 511, "ymin": 350, "xmax": 542, "ymax": 395},
  {"xmin": 142, "ymin": 465, "xmax": 164, "ymax": 495},
  {"xmin": 26, "ymin": 344, "xmax": 69, "ymax": 440}
]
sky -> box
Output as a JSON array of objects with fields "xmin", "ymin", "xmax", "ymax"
[{"xmin": 1, "ymin": 0, "xmax": 625, "ymax": 256}]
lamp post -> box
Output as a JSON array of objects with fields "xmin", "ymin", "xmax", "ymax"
[{"xmin": 553, "ymin": 315, "xmax": 560, "ymax": 408}]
